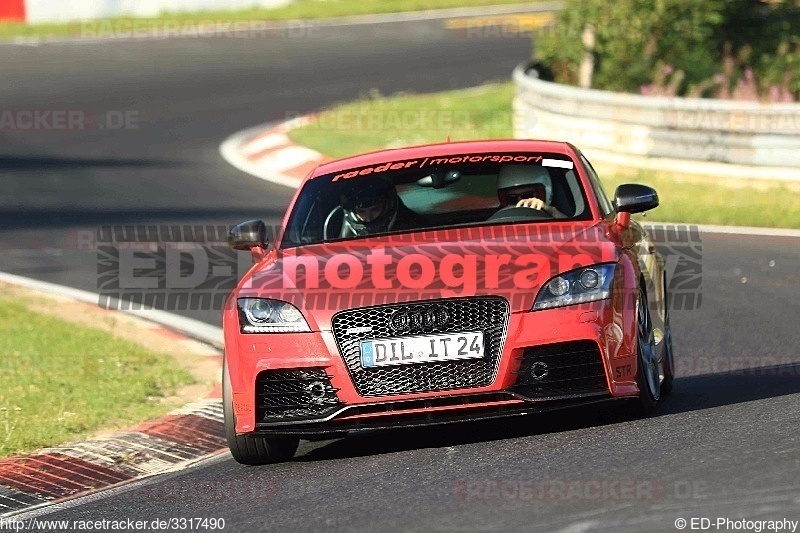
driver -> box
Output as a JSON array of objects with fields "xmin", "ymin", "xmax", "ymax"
[
  {"xmin": 339, "ymin": 178, "xmax": 419, "ymax": 237},
  {"xmin": 496, "ymin": 165, "xmax": 567, "ymax": 218}
]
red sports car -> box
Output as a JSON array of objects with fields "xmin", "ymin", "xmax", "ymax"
[{"xmin": 223, "ymin": 140, "xmax": 674, "ymax": 465}]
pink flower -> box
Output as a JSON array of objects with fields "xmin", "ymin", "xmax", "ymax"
[{"xmin": 767, "ymin": 85, "xmax": 780, "ymax": 103}]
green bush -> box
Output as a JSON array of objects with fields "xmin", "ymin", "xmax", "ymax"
[{"xmin": 534, "ymin": 0, "xmax": 800, "ymax": 100}]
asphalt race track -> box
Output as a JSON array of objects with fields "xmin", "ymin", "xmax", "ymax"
[{"xmin": 2, "ymin": 13, "xmax": 800, "ymax": 533}]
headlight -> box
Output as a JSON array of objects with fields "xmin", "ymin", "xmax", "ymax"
[
  {"xmin": 237, "ymin": 298, "xmax": 311, "ymax": 333},
  {"xmin": 533, "ymin": 263, "xmax": 616, "ymax": 310}
]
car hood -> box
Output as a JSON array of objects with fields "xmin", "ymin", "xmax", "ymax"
[{"xmin": 239, "ymin": 222, "xmax": 618, "ymax": 330}]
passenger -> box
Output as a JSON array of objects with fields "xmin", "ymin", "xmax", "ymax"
[{"xmin": 496, "ymin": 165, "xmax": 567, "ymax": 218}]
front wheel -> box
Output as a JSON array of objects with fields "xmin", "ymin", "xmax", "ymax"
[
  {"xmin": 223, "ymin": 359, "xmax": 299, "ymax": 465},
  {"xmin": 632, "ymin": 286, "xmax": 662, "ymax": 416}
]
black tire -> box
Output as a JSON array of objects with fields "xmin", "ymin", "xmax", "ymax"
[
  {"xmin": 223, "ymin": 359, "xmax": 299, "ymax": 466},
  {"xmin": 632, "ymin": 286, "xmax": 661, "ymax": 416},
  {"xmin": 660, "ymin": 289, "xmax": 675, "ymax": 396}
]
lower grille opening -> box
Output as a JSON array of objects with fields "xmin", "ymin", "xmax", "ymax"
[
  {"xmin": 256, "ymin": 368, "xmax": 343, "ymax": 422},
  {"xmin": 510, "ymin": 341, "xmax": 608, "ymax": 399}
]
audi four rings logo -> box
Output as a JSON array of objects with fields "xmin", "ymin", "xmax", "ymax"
[{"xmin": 390, "ymin": 305, "xmax": 450, "ymax": 333}]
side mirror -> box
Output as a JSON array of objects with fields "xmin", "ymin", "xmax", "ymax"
[
  {"xmin": 614, "ymin": 184, "xmax": 659, "ymax": 214},
  {"xmin": 228, "ymin": 219, "xmax": 268, "ymax": 251},
  {"xmin": 613, "ymin": 184, "xmax": 658, "ymax": 229}
]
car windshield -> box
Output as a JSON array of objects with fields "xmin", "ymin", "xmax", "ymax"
[{"xmin": 281, "ymin": 152, "xmax": 591, "ymax": 248}]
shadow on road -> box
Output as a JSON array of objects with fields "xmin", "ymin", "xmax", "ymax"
[
  {"xmin": 296, "ymin": 362, "xmax": 800, "ymax": 462},
  {"xmin": 660, "ymin": 362, "xmax": 800, "ymax": 414}
]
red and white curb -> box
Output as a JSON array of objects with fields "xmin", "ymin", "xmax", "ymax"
[
  {"xmin": 0, "ymin": 273, "xmax": 225, "ymax": 517},
  {"xmin": 219, "ymin": 116, "xmax": 330, "ymax": 189}
]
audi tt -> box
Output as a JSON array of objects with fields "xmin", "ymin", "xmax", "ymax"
[{"xmin": 223, "ymin": 139, "xmax": 674, "ymax": 465}]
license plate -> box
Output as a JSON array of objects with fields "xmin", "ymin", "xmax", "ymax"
[{"xmin": 360, "ymin": 331, "xmax": 484, "ymax": 368}]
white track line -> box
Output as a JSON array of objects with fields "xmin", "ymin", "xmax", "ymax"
[
  {"xmin": 691, "ymin": 224, "xmax": 800, "ymax": 238},
  {"xmin": 643, "ymin": 222, "xmax": 800, "ymax": 238},
  {"xmin": 0, "ymin": 271, "xmax": 223, "ymax": 348}
]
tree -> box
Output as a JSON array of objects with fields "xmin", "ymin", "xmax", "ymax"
[{"xmin": 535, "ymin": 0, "xmax": 800, "ymax": 100}]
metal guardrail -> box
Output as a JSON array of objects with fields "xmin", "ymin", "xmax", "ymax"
[{"xmin": 512, "ymin": 63, "xmax": 800, "ymax": 179}]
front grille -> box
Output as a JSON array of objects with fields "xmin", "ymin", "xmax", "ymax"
[
  {"xmin": 331, "ymin": 297, "xmax": 509, "ymax": 396},
  {"xmin": 511, "ymin": 341, "xmax": 608, "ymax": 398},
  {"xmin": 256, "ymin": 368, "xmax": 342, "ymax": 422}
]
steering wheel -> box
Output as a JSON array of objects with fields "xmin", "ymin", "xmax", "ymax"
[
  {"xmin": 323, "ymin": 205, "xmax": 344, "ymax": 241},
  {"xmin": 486, "ymin": 206, "xmax": 553, "ymax": 222}
]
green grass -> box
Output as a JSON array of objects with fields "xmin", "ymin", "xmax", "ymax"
[
  {"xmin": 603, "ymin": 172, "xmax": 800, "ymax": 229},
  {"xmin": 289, "ymin": 83, "xmax": 516, "ymax": 158},
  {"xmin": 0, "ymin": 0, "xmax": 543, "ymax": 41},
  {"xmin": 289, "ymin": 81, "xmax": 800, "ymax": 229},
  {"xmin": 0, "ymin": 297, "xmax": 195, "ymax": 458}
]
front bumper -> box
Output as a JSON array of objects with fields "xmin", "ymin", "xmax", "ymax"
[{"xmin": 225, "ymin": 300, "xmax": 639, "ymax": 435}]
